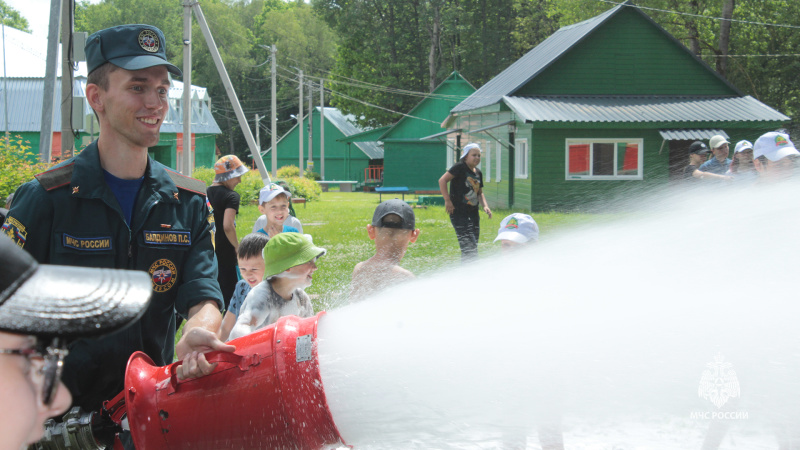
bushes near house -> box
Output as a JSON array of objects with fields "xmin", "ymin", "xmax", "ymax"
[
  {"xmin": 277, "ymin": 165, "xmax": 301, "ymax": 178},
  {"xmin": 0, "ymin": 136, "xmax": 49, "ymax": 203}
]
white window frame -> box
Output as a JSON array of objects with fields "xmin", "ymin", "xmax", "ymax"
[
  {"xmin": 515, "ymin": 138, "xmax": 529, "ymax": 179},
  {"xmin": 496, "ymin": 141, "xmax": 502, "ymax": 182},
  {"xmin": 564, "ymin": 138, "xmax": 644, "ymax": 181},
  {"xmin": 485, "ymin": 140, "xmax": 491, "ymax": 182}
]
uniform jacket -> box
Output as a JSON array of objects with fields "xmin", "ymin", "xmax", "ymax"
[{"xmin": 3, "ymin": 142, "xmax": 222, "ymax": 411}]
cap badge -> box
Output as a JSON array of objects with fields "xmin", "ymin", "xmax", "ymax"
[
  {"xmin": 776, "ymin": 135, "xmax": 789, "ymax": 147},
  {"xmin": 138, "ymin": 29, "xmax": 160, "ymax": 53},
  {"xmin": 505, "ymin": 217, "xmax": 519, "ymax": 230}
]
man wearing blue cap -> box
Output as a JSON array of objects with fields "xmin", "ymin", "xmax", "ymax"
[{"xmin": 4, "ymin": 24, "xmax": 234, "ymax": 428}]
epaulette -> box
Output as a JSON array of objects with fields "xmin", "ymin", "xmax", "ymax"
[
  {"xmin": 34, "ymin": 163, "xmax": 75, "ymax": 191},
  {"xmin": 165, "ymin": 169, "xmax": 207, "ymax": 195}
]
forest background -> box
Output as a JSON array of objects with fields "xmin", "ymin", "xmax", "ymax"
[{"xmin": 2, "ymin": 0, "xmax": 798, "ymax": 167}]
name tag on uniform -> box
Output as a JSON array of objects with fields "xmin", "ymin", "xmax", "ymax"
[
  {"xmin": 143, "ymin": 230, "xmax": 191, "ymax": 246},
  {"xmin": 62, "ymin": 234, "xmax": 113, "ymax": 251}
]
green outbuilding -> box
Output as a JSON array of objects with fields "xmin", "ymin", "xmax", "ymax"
[
  {"xmin": 263, "ymin": 107, "xmax": 383, "ymax": 183},
  {"xmin": 380, "ymin": 72, "xmax": 475, "ymax": 192},
  {"xmin": 443, "ymin": 1, "xmax": 790, "ymax": 211}
]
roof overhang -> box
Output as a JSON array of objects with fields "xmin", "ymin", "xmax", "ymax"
[
  {"xmin": 504, "ymin": 95, "xmax": 790, "ymax": 124},
  {"xmin": 659, "ymin": 129, "xmax": 728, "ymax": 141}
]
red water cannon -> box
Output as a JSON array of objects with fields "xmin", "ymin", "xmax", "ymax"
[{"xmin": 120, "ymin": 312, "xmax": 344, "ymax": 449}]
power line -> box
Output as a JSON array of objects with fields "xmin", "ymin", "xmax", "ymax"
[{"xmin": 599, "ymin": 0, "xmax": 800, "ymax": 29}]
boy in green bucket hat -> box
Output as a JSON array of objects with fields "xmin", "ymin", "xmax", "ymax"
[{"xmin": 228, "ymin": 233, "xmax": 325, "ymax": 340}]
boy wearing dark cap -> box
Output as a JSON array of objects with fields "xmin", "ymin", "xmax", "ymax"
[
  {"xmin": 4, "ymin": 24, "xmax": 233, "ymax": 422},
  {"xmin": 350, "ymin": 199, "xmax": 421, "ymax": 302},
  {"xmin": 684, "ymin": 141, "xmax": 732, "ymax": 181},
  {"xmin": 0, "ymin": 235, "xmax": 151, "ymax": 448}
]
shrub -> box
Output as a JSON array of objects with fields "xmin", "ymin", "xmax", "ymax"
[
  {"xmin": 236, "ymin": 170, "xmax": 263, "ymax": 204},
  {"xmin": 192, "ymin": 167, "xmax": 215, "ymax": 186},
  {"xmin": 277, "ymin": 165, "xmax": 301, "ymax": 178},
  {"xmin": 285, "ymin": 176, "xmax": 321, "ymax": 201},
  {"xmin": 304, "ymin": 169, "xmax": 321, "ymax": 181},
  {"xmin": 0, "ymin": 136, "xmax": 49, "ymax": 204},
  {"xmin": 192, "ymin": 166, "xmax": 263, "ymax": 205}
]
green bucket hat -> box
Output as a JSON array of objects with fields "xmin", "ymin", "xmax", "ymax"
[{"xmin": 263, "ymin": 233, "xmax": 326, "ymax": 279}]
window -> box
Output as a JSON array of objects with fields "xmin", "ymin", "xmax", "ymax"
[
  {"xmin": 496, "ymin": 141, "xmax": 502, "ymax": 182},
  {"xmin": 566, "ymin": 139, "xmax": 643, "ymax": 180},
  {"xmin": 485, "ymin": 141, "xmax": 491, "ymax": 182},
  {"xmin": 515, "ymin": 139, "xmax": 528, "ymax": 179}
]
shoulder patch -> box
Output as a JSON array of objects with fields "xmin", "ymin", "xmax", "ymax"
[
  {"xmin": 165, "ymin": 169, "xmax": 207, "ymax": 195},
  {"xmin": 34, "ymin": 163, "xmax": 75, "ymax": 191}
]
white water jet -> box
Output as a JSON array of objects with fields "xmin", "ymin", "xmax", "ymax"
[{"xmin": 317, "ymin": 182, "xmax": 800, "ymax": 449}]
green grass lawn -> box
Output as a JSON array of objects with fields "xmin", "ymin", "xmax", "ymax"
[{"xmin": 236, "ymin": 192, "xmax": 602, "ymax": 311}]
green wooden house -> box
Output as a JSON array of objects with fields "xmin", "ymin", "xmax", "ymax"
[
  {"xmin": 380, "ymin": 72, "xmax": 475, "ymax": 191},
  {"xmin": 443, "ymin": 1, "xmax": 790, "ymax": 211},
  {"xmin": 263, "ymin": 107, "xmax": 383, "ymax": 182}
]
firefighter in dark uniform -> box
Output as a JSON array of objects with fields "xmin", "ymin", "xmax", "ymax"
[{"xmin": 3, "ymin": 24, "xmax": 235, "ymax": 421}]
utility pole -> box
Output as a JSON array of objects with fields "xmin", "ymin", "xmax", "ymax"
[
  {"xmin": 2, "ymin": 24, "xmax": 9, "ymax": 146},
  {"xmin": 319, "ymin": 78, "xmax": 324, "ymax": 180},
  {"xmin": 60, "ymin": 0, "xmax": 73, "ymax": 159},
  {"xmin": 40, "ymin": 0, "xmax": 61, "ymax": 163},
  {"xmin": 255, "ymin": 113, "xmax": 260, "ymax": 154},
  {"xmin": 192, "ymin": 3, "xmax": 270, "ymax": 184},
  {"xmin": 307, "ymin": 79, "xmax": 312, "ymax": 172},
  {"xmin": 298, "ymin": 69, "xmax": 303, "ymax": 171},
  {"xmin": 270, "ymin": 44, "xmax": 277, "ymax": 179},
  {"xmin": 181, "ymin": 0, "xmax": 192, "ymax": 176}
]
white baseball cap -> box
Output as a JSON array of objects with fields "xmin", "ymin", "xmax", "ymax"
[
  {"xmin": 494, "ymin": 213, "xmax": 539, "ymax": 244},
  {"xmin": 259, "ymin": 183, "xmax": 291, "ymax": 204},
  {"xmin": 753, "ymin": 131, "xmax": 799, "ymax": 161},
  {"xmin": 709, "ymin": 135, "xmax": 730, "ymax": 150},
  {"xmin": 733, "ymin": 140, "xmax": 753, "ymax": 154},
  {"xmin": 460, "ymin": 143, "xmax": 480, "ymax": 160}
]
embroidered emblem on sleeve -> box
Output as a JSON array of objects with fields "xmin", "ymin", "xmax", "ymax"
[
  {"xmin": 149, "ymin": 258, "xmax": 177, "ymax": 293},
  {"xmin": 2, "ymin": 217, "xmax": 27, "ymax": 247}
]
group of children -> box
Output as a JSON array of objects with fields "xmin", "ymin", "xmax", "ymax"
[{"xmin": 210, "ymin": 151, "xmax": 541, "ymax": 342}]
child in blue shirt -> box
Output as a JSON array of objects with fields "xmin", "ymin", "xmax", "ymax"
[
  {"xmin": 256, "ymin": 184, "xmax": 301, "ymax": 238},
  {"xmin": 219, "ymin": 233, "xmax": 269, "ymax": 341}
]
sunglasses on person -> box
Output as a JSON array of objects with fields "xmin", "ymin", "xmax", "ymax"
[{"xmin": 0, "ymin": 337, "xmax": 68, "ymax": 406}]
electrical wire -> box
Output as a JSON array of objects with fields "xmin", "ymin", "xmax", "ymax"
[{"xmin": 599, "ymin": 0, "xmax": 800, "ymax": 29}]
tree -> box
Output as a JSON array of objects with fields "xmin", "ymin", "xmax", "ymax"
[
  {"xmin": 251, "ymin": 3, "xmax": 338, "ymax": 139},
  {"xmin": 0, "ymin": 0, "xmax": 31, "ymax": 32}
]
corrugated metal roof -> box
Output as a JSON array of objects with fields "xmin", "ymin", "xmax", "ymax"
[
  {"xmin": 504, "ymin": 95, "xmax": 790, "ymax": 123},
  {"xmin": 659, "ymin": 129, "xmax": 728, "ymax": 140},
  {"xmin": 451, "ymin": 3, "xmax": 622, "ymax": 113},
  {"xmin": 319, "ymin": 107, "xmax": 383, "ymax": 159},
  {"xmin": 0, "ymin": 78, "xmax": 220, "ymax": 134}
]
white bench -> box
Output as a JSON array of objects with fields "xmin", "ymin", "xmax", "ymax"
[{"xmin": 317, "ymin": 181, "xmax": 358, "ymax": 192}]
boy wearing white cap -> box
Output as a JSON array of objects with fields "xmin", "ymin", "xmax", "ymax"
[
  {"xmin": 494, "ymin": 213, "xmax": 539, "ymax": 251},
  {"xmin": 727, "ymin": 140, "xmax": 761, "ymax": 181},
  {"xmin": 753, "ymin": 131, "xmax": 799, "ymax": 180},
  {"xmin": 698, "ymin": 135, "xmax": 732, "ymax": 175},
  {"xmin": 350, "ymin": 199, "xmax": 420, "ymax": 302},
  {"xmin": 256, "ymin": 183, "xmax": 302, "ymax": 237}
]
